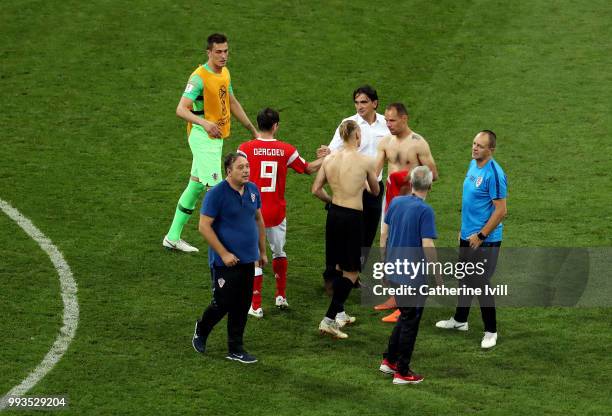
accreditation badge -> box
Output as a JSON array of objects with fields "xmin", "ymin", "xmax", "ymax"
[{"xmin": 184, "ymin": 82, "xmax": 195, "ymax": 94}]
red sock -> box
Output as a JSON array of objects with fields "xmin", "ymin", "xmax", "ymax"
[
  {"xmin": 252, "ymin": 268, "xmax": 263, "ymax": 309},
  {"xmin": 273, "ymin": 257, "xmax": 288, "ymax": 298}
]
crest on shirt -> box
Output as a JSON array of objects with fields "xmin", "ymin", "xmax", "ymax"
[
  {"xmin": 184, "ymin": 83, "xmax": 195, "ymax": 94},
  {"xmin": 217, "ymin": 277, "xmax": 225, "ymax": 288},
  {"xmin": 212, "ymin": 172, "xmax": 219, "ymax": 181},
  {"xmin": 475, "ymin": 176, "xmax": 483, "ymax": 188},
  {"xmin": 251, "ymin": 192, "xmax": 256, "ymax": 203}
]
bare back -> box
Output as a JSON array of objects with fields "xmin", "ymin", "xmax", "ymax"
[{"xmin": 325, "ymin": 150, "xmax": 375, "ymax": 211}]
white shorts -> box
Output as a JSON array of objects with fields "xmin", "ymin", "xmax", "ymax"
[{"xmin": 265, "ymin": 218, "xmax": 287, "ymax": 259}]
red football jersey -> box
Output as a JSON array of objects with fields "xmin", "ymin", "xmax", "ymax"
[
  {"xmin": 385, "ymin": 170, "xmax": 411, "ymax": 213},
  {"xmin": 238, "ymin": 138, "xmax": 308, "ymax": 227}
]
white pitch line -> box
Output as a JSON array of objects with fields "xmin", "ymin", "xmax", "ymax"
[{"xmin": 0, "ymin": 198, "xmax": 79, "ymax": 411}]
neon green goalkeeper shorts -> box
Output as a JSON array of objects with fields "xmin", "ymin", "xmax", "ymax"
[{"xmin": 188, "ymin": 125, "xmax": 224, "ymax": 186}]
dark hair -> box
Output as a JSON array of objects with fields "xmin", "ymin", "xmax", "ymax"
[
  {"xmin": 480, "ymin": 129, "xmax": 497, "ymax": 149},
  {"xmin": 386, "ymin": 102, "xmax": 409, "ymax": 117},
  {"xmin": 224, "ymin": 152, "xmax": 246, "ymax": 174},
  {"xmin": 352, "ymin": 85, "xmax": 378, "ymax": 105},
  {"xmin": 257, "ymin": 107, "xmax": 280, "ymax": 131},
  {"xmin": 207, "ymin": 33, "xmax": 228, "ymax": 50}
]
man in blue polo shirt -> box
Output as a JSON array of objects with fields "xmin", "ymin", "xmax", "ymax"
[
  {"xmin": 191, "ymin": 152, "xmax": 268, "ymax": 363},
  {"xmin": 436, "ymin": 130, "xmax": 507, "ymax": 349},
  {"xmin": 378, "ymin": 166, "xmax": 439, "ymax": 385}
]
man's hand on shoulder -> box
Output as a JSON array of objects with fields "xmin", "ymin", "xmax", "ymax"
[
  {"xmin": 317, "ymin": 145, "xmax": 331, "ymax": 159},
  {"xmin": 250, "ymin": 127, "xmax": 260, "ymax": 139}
]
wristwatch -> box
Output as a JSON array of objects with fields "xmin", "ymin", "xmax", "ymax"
[{"xmin": 477, "ymin": 232, "xmax": 488, "ymax": 241}]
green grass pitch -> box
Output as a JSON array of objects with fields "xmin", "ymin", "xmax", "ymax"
[{"xmin": 1, "ymin": 0, "xmax": 610, "ymax": 414}]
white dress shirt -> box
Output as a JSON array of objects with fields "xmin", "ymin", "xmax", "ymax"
[{"xmin": 328, "ymin": 113, "xmax": 389, "ymax": 181}]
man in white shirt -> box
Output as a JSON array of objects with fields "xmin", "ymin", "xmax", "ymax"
[{"xmin": 318, "ymin": 85, "xmax": 390, "ymax": 293}]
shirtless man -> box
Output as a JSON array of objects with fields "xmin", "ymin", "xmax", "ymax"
[
  {"xmin": 317, "ymin": 85, "xmax": 389, "ymax": 293},
  {"xmin": 376, "ymin": 102, "xmax": 438, "ymax": 248},
  {"xmin": 375, "ymin": 102, "xmax": 438, "ymax": 321},
  {"xmin": 312, "ymin": 120, "xmax": 380, "ymax": 339}
]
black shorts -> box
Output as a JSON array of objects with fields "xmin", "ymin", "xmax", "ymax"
[{"xmin": 325, "ymin": 204, "xmax": 363, "ymax": 272}]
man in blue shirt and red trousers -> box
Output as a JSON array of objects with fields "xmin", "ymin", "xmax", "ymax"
[
  {"xmin": 378, "ymin": 165, "xmax": 440, "ymax": 385},
  {"xmin": 192, "ymin": 152, "xmax": 268, "ymax": 363},
  {"xmin": 436, "ymin": 130, "xmax": 508, "ymax": 349}
]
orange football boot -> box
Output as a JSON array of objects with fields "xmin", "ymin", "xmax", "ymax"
[
  {"xmin": 382, "ymin": 309, "xmax": 401, "ymax": 323},
  {"xmin": 374, "ymin": 296, "xmax": 397, "ymax": 311}
]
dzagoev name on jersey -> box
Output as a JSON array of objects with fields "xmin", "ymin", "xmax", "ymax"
[{"xmin": 253, "ymin": 148, "xmax": 285, "ymax": 157}]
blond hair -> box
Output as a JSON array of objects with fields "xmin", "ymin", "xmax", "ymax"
[{"xmin": 339, "ymin": 120, "xmax": 359, "ymax": 142}]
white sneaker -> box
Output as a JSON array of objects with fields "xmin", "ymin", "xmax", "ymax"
[
  {"xmin": 319, "ymin": 318, "xmax": 348, "ymax": 339},
  {"xmin": 163, "ymin": 236, "xmax": 199, "ymax": 253},
  {"xmin": 335, "ymin": 311, "xmax": 356, "ymax": 328},
  {"xmin": 481, "ymin": 332, "xmax": 498, "ymax": 349},
  {"xmin": 275, "ymin": 296, "xmax": 289, "ymax": 309},
  {"xmin": 248, "ymin": 306, "xmax": 263, "ymax": 319},
  {"xmin": 435, "ymin": 317, "xmax": 469, "ymax": 331}
]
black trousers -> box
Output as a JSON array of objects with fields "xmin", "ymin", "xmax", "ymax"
[
  {"xmin": 323, "ymin": 181, "xmax": 384, "ymax": 282},
  {"xmin": 454, "ymin": 239, "xmax": 501, "ymax": 333},
  {"xmin": 197, "ymin": 263, "xmax": 255, "ymax": 354},
  {"xmin": 383, "ymin": 304, "xmax": 425, "ymax": 375},
  {"xmin": 362, "ymin": 180, "xmax": 384, "ymax": 252}
]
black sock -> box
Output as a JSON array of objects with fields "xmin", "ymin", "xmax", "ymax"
[{"xmin": 325, "ymin": 276, "xmax": 354, "ymax": 319}]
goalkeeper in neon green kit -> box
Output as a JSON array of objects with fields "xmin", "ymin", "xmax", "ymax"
[{"xmin": 163, "ymin": 33, "xmax": 258, "ymax": 252}]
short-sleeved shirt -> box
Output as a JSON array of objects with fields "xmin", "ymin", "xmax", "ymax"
[
  {"xmin": 329, "ymin": 113, "xmax": 389, "ymax": 181},
  {"xmin": 385, "ymin": 195, "xmax": 437, "ymax": 283},
  {"xmin": 238, "ymin": 138, "xmax": 308, "ymax": 227},
  {"xmin": 183, "ymin": 63, "xmax": 235, "ymax": 106},
  {"xmin": 201, "ymin": 180, "xmax": 261, "ymax": 267},
  {"xmin": 385, "ymin": 195, "xmax": 437, "ymax": 248},
  {"xmin": 183, "ymin": 64, "xmax": 235, "ymax": 138},
  {"xmin": 461, "ymin": 158, "xmax": 507, "ymax": 242}
]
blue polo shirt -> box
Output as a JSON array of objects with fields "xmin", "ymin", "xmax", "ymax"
[
  {"xmin": 201, "ymin": 180, "xmax": 261, "ymax": 267},
  {"xmin": 385, "ymin": 195, "xmax": 437, "ymax": 284},
  {"xmin": 385, "ymin": 195, "xmax": 437, "ymax": 248},
  {"xmin": 461, "ymin": 159, "xmax": 507, "ymax": 242}
]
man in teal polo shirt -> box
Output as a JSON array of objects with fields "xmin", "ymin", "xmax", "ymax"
[{"xmin": 436, "ymin": 130, "xmax": 507, "ymax": 349}]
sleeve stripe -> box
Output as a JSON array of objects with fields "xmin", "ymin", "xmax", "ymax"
[
  {"xmin": 491, "ymin": 161, "xmax": 500, "ymax": 199},
  {"xmin": 287, "ymin": 150, "xmax": 299, "ymax": 166}
]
